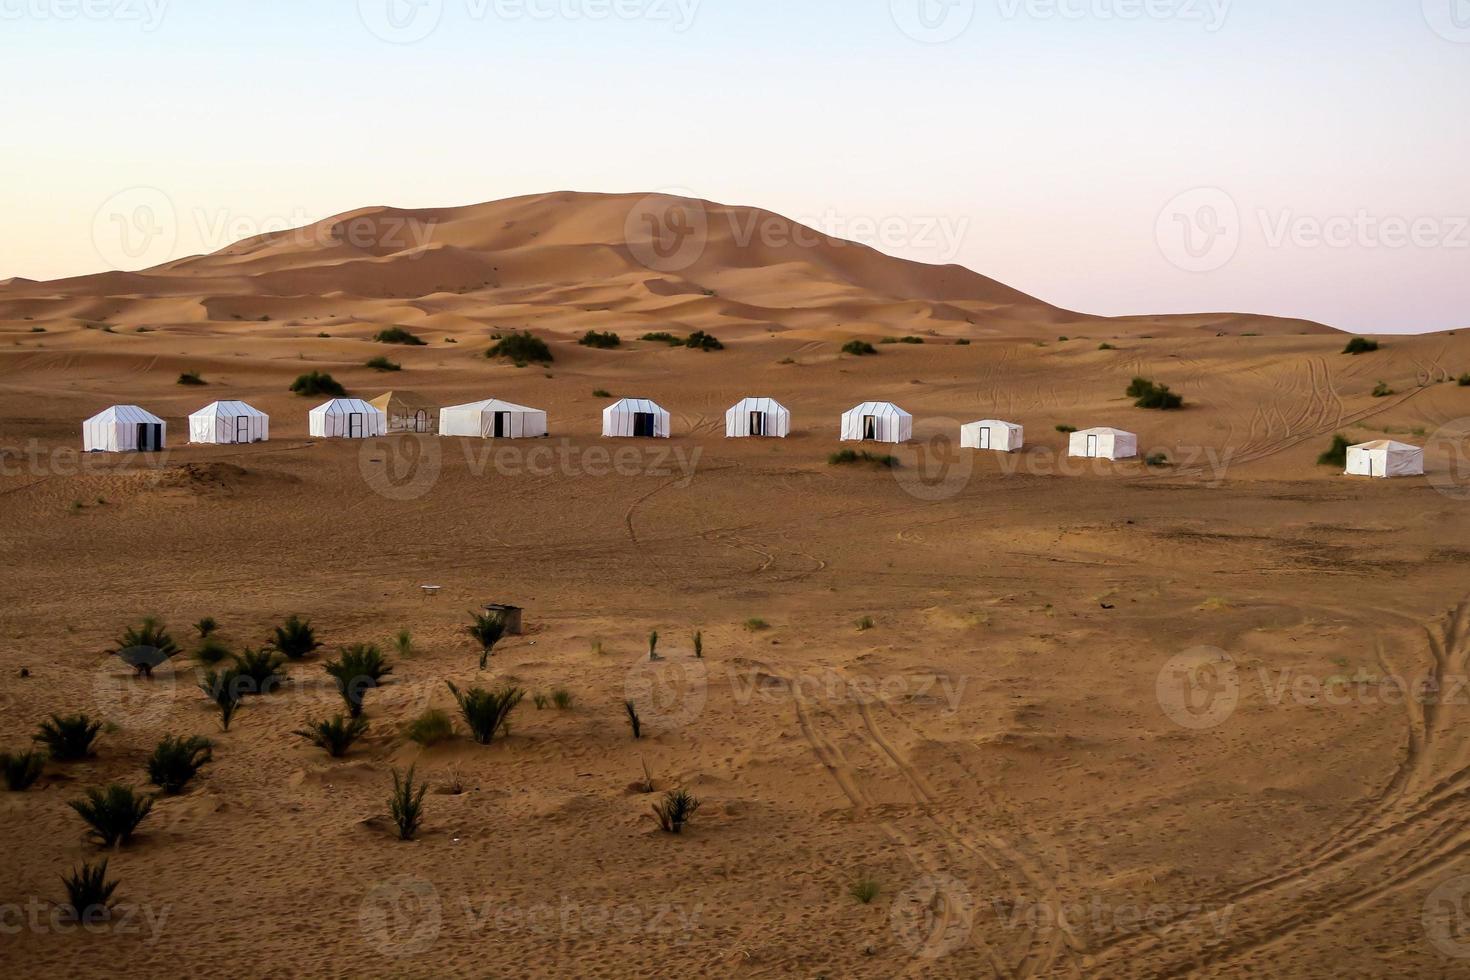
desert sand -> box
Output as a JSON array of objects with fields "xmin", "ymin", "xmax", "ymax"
[{"xmin": 3, "ymin": 192, "xmax": 1470, "ymax": 978}]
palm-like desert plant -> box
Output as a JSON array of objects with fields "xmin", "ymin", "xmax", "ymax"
[
  {"xmin": 1, "ymin": 749, "xmax": 45, "ymax": 790},
  {"xmin": 293, "ymin": 714, "xmax": 368, "ymax": 758},
  {"xmin": 624, "ymin": 700, "xmax": 642, "ymax": 740},
  {"xmin": 270, "ymin": 615, "xmax": 322, "ymax": 660},
  {"xmin": 60, "ymin": 859, "xmax": 120, "ymax": 922},
  {"xmin": 230, "ymin": 648, "xmax": 286, "ymax": 695},
  {"xmin": 198, "ymin": 668, "xmax": 242, "ymax": 730},
  {"xmin": 392, "ymin": 629, "xmax": 415, "ymax": 659},
  {"xmin": 652, "ymin": 788, "xmax": 701, "ymax": 834},
  {"xmin": 324, "ymin": 645, "xmax": 393, "ymax": 717},
  {"xmin": 69, "ymin": 785, "xmax": 154, "ymax": 847},
  {"xmin": 447, "ymin": 681, "xmax": 523, "ymax": 744},
  {"xmin": 465, "ymin": 611, "xmax": 507, "ymax": 669},
  {"xmin": 194, "ymin": 636, "xmax": 231, "ymax": 664},
  {"xmin": 193, "ymin": 617, "xmax": 218, "ymax": 638},
  {"xmin": 145, "ymin": 735, "xmax": 212, "ymax": 794},
  {"xmin": 108, "ymin": 617, "xmax": 180, "ymax": 678},
  {"xmin": 34, "ymin": 713, "xmax": 103, "ymax": 761},
  {"xmin": 390, "ymin": 765, "xmax": 428, "ymax": 841}
]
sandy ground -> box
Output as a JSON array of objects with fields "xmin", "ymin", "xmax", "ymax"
[{"xmin": 3, "ymin": 194, "xmax": 1470, "ymax": 978}]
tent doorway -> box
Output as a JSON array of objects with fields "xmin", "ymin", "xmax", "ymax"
[
  {"xmin": 413, "ymin": 410, "xmax": 429, "ymax": 433},
  {"xmin": 493, "ymin": 412, "xmax": 510, "ymax": 438},
  {"xmin": 749, "ymin": 411, "xmax": 765, "ymax": 437},
  {"xmin": 348, "ymin": 413, "xmax": 365, "ymax": 438},
  {"xmin": 634, "ymin": 412, "xmax": 656, "ymax": 438},
  {"xmin": 1371, "ymin": 454, "xmax": 1384, "ymax": 478},
  {"xmin": 136, "ymin": 423, "xmax": 162, "ymax": 452},
  {"xmin": 1086, "ymin": 434, "xmax": 1099, "ymax": 457},
  {"xmin": 978, "ymin": 427, "xmax": 992, "ymax": 450},
  {"xmin": 863, "ymin": 415, "xmax": 878, "ymax": 441},
  {"xmin": 235, "ymin": 416, "xmax": 250, "ymax": 443}
]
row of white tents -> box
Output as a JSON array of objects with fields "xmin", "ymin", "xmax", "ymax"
[{"xmin": 78, "ymin": 399, "xmax": 1428, "ymax": 478}]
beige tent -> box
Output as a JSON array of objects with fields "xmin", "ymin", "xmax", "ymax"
[{"xmin": 370, "ymin": 391, "xmax": 437, "ymax": 433}]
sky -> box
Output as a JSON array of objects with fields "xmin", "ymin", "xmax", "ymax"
[{"xmin": 0, "ymin": 0, "xmax": 1466, "ymax": 333}]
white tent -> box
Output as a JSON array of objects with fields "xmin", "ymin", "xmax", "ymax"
[
  {"xmin": 603, "ymin": 398, "xmax": 671, "ymax": 439},
  {"xmin": 189, "ymin": 401, "xmax": 269, "ymax": 445},
  {"xmin": 370, "ymin": 391, "xmax": 437, "ymax": 434},
  {"xmin": 841, "ymin": 402, "xmax": 912, "ymax": 444},
  {"xmin": 83, "ymin": 405, "xmax": 166, "ymax": 453},
  {"xmin": 309, "ymin": 398, "xmax": 386, "ymax": 439},
  {"xmin": 726, "ymin": 397, "xmax": 791, "ymax": 438},
  {"xmin": 440, "ymin": 399, "xmax": 548, "ymax": 439},
  {"xmin": 961, "ymin": 419, "xmax": 1023, "ymax": 453},
  {"xmin": 1346, "ymin": 440, "xmax": 1424, "ymax": 479},
  {"xmin": 1069, "ymin": 427, "xmax": 1138, "ymax": 460}
]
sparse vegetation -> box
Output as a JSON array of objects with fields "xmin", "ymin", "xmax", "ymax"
[
  {"xmin": 828, "ymin": 449, "xmax": 898, "ymax": 468},
  {"xmin": 366, "ymin": 356, "xmax": 401, "ymax": 372},
  {"xmin": 579, "ymin": 330, "xmax": 622, "ymax": 349},
  {"xmin": 592, "ymin": 389, "xmax": 613, "ymax": 399},
  {"xmin": 195, "ymin": 636, "xmax": 230, "ymax": 664},
  {"xmin": 1146, "ymin": 452, "xmax": 1172, "ymax": 468},
  {"xmin": 955, "ymin": 339, "xmax": 971, "ymax": 346},
  {"xmin": 693, "ymin": 631, "xmax": 703, "ymax": 660},
  {"xmin": 294, "ymin": 715, "xmax": 368, "ymax": 758},
  {"xmin": 1099, "ymin": 343, "xmax": 1118, "ymax": 351},
  {"xmin": 392, "ymin": 629, "xmax": 415, "ymax": 659},
  {"xmin": 145, "ymin": 735, "xmax": 212, "ymax": 794},
  {"xmin": 841, "ymin": 340, "xmax": 877, "ymax": 356},
  {"xmin": 69, "ymin": 785, "xmax": 153, "ymax": 847},
  {"xmin": 532, "ymin": 692, "xmax": 550, "ymax": 710},
  {"xmin": 390, "ymin": 766, "xmax": 428, "ymax": 841},
  {"xmin": 551, "ymin": 688, "xmax": 573, "ymax": 710},
  {"xmin": 1128, "ymin": 377, "xmax": 1184, "ymax": 410},
  {"xmin": 194, "ymin": 617, "xmax": 218, "ymax": 638},
  {"xmin": 1372, "ymin": 381, "xmax": 1395, "ymax": 398},
  {"xmin": 198, "ymin": 669, "xmax": 242, "ymax": 730},
  {"xmin": 325, "ymin": 644, "xmax": 392, "ymax": 717},
  {"xmin": 652, "ymin": 788, "xmax": 701, "ymax": 834},
  {"xmin": 648, "ymin": 630, "xmax": 660, "ymax": 660},
  {"xmin": 856, "ymin": 616, "xmax": 875, "ymax": 632},
  {"xmin": 405, "ymin": 708, "xmax": 455, "ymax": 746},
  {"xmin": 850, "ymin": 874, "xmax": 881, "ymax": 904},
  {"xmin": 1318, "ymin": 433, "xmax": 1352, "ymax": 468},
  {"xmin": 176, "ymin": 371, "xmax": 206, "ymax": 386},
  {"xmin": 466, "ymin": 611, "xmax": 507, "ymax": 669},
  {"xmin": 487, "ymin": 330, "xmax": 553, "ymax": 364},
  {"xmin": 1343, "ymin": 337, "xmax": 1380, "ymax": 355},
  {"xmin": 108, "ymin": 618, "xmax": 181, "ymax": 679},
  {"xmin": 744, "ymin": 618, "xmax": 769, "ymax": 632},
  {"xmin": 641, "ymin": 332, "xmax": 683, "ymax": 345},
  {"xmin": 271, "ymin": 615, "xmax": 322, "ymax": 660},
  {"xmin": 1459, "ymin": 373, "xmax": 1470, "ymax": 387},
  {"xmin": 685, "ymin": 330, "xmax": 724, "ymax": 351},
  {"xmin": 229, "ymin": 648, "xmax": 287, "ymax": 695},
  {"xmin": 374, "ymin": 326, "xmax": 426, "ymax": 346},
  {"xmin": 34, "ymin": 714, "xmax": 102, "ymax": 761},
  {"xmin": 624, "ymin": 700, "xmax": 643, "ymax": 740},
  {"xmin": 290, "ymin": 371, "xmax": 346, "ymax": 397},
  {"xmin": 60, "ymin": 859, "xmax": 120, "ymax": 922},
  {"xmin": 448, "ymin": 682, "xmax": 524, "ymax": 745},
  {"xmin": 1, "ymin": 750, "xmax": 45, "ymax": 791},
  {"xmin": 1056, "ymin": 424, "xmax": 1078, "ymax": 434}
]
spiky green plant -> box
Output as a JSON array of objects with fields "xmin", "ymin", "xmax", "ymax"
[
  {"xmin": 1, "ymin": 750, "xmax": 45, "ymax": 791},
  {"xmin": 624, "ymin": 700, "xmax": 642, "ymax": 740},
  {"xmin": 69, "ymin": 785, "xmax": 154, "ymax": 847},
  {"xmin": 230, "ymin": 648, "xmax": 286, "ymax": 695},
  {"xmin": 108, "ymin": 617, "xmax": 180, "ymax": 678},
  {"xmin": 34, "ymin": 713, "xmax": 102, "ymax": 761},
  {"xmin": 324, "ymin": 644, "xmax": 392, "ymax": 717},
  {"xmin": 649, "ymin": 630, "xmax": 660, "ymax": 660},
  {"xmin": 194, "ymin": 636, "xmax": 231, "ymax": 665},
  {"xmin": 293, "ymin": 714, "xmax": 368, "ymax": 758},
  {"xmin": 551, "ymin": 688, "xmax": 573, "ymax": 710},
  {"xmin": 60, "ymin": 859, "xmax": 120, "ymax": 922},
  {"xmin": 849, "ymin": 874, "xmax": 881, "ymax": 904},
  {"xmin": 392, "ymin": 629, "xmax": 415, "ymax": 659},
  {"xmin": 693, "ymin": 631, "xmax": 703, "ymax": 659},
  {"xmin": 446, "ymin": 681, "xmax": 523, "ymax": 745},
  {"xmin": 270, "ymin": 615, "xmax": 322, "ymax": 660},
  {"xmin": 465, "ymin": 611, "xmax": 507, "ymax": 669},
  {"xmin": 145, "ymin": 735, "xmax": 212, "ymax": 794},
  {"xmin": 652, "ymin": 788, "xmax": 701, "ymax": 834},
  {"xmin": 404, "ymin": 708, "xmax": 454, "ymax": 746},
  {"xmin": 390, "ymin": 765, "xmax": 428, "ymax": 841},
  {"xmin": 198, "ymin": 668, "xmax": 242, "ymax": 730},
  {"xmin": 193, "ymin": 617, "xmax": 218, "ymax": 638}
]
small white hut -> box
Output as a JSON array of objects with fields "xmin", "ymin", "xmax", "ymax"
[
  {"xmin": 1069, "ymin": 427, "xmax": 1138, "ymax": 460},
  {"xmin": 440, "ymin": 399, "xmax": 548, "ymax": 439},
  {"xmin": 83, "ymin": 405, "xmax": 166, "ymax": 453},
  {"xmin": 961, "ymin": 419, "xmax": 1023, "ymax": 453},
  {"xmin": 841, "ymin": 402, "xmax": 912, "ymax": 444},
  {"xmin": 602, "ymin": 398, "xmax": 671, "ymax": 439},
  {"xmin": 309, "ymin": 398, "xmax": 387, "ymax": 439},
  {"xmin": 189, "ymin": 401, "xmax": 269, "ymax": 445},
  {"xmin": 726, "ymin": 397, "xmax": 791, "ymax": 438},
  {"xmin": 1346, "ymin": 440, "xmax": 1424, "ymax": 479}
]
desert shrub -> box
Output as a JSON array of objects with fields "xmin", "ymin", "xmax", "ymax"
[
  {"xmin": 34, "ymin": 714, "xmax": 102, "ymax": 761},
  {"xmin": 648, "ymin": 630, "xmax": 660, "ymax": 660},
  {"xmin": 465, "ymin": 611, "xmax": 507, "ymax": 670},
  {"xmin": 1372, "ymin": 381, "xmax": 1394, "ymax": 398},
  {"xmin": 177, "ymin": 371, "xmax": 206, "ymax": 386},
  {"xmin": 744, "ymin": 618, "xmax": 769, "ymax": 631},
  {"xmin": 194, "ymin": 617, "xmax": 218, "ymax": 638},
  {"xmin": 271, "ymin": 615, "xmax": 322, "ymax": 660},
  {"xmin": 624, "ymin": 700, "xmax": 643, "ymax": 740},
  {"xmin": 652, "ymin": 788, "xmax": 701, "ymax": 834},
  {"xmin": 641, "ymin": 332, "xmax": 683, "ymax": 345},
  {"xmin": 592, "ymin": 388, "xmax": 612, "ymax": 399},
  {"xmin": 828, "ymin": 450, "xmax": 898, "ymax": 468},
  {"xmin": 60, "ymin": 859, "xmax": 120, "ymax": 922},
  {"xmin": 1, "ymin": 750, "xmax": 45, "ymax": 791},
  {"xmin": 145, "ymin": 735, "xmax": 212, "ymax": 794},
  {"xmin": 1099, "ymin": 342, "xmax": 1118, "ymax": 351},
  {"xmin": 325, "ymin": 644, "xmax": 392, "ymax": 717},
  {"xmin": 108, "ymin": 618, "xmax": 180, "ymax": 679},
  {"xmin": 849, "ymin": 875, "xmax": 880, "ymax": 904},
  {"xmin": 230, "ymin": 648, "xmax": 287, "ymax": 695},
  {"xmin": 897, "ymin": 336, "xmax": 925, "ymax": 345},
  {"xmin": 195, "ymin": 636, "xmax": 231, "ymax": 665},
  {"xmin": 954, "ymin": 338, "xmax": 971, "ymax": 346},
  {"xmin": 1318, "ymin": 433, "xmax": 1352, "ymax": 467},
  {"xmin": 447, "ymin": 682, "xmax": 524, "ymax": 745},
  {"xmin": 856, "ymin": 616, "xmax": 875, "ymax": 632},
  {"xmin": 532, "ymin": 692, "xmax": 550, "ymax": 710},
  {"xmin": 374, "ymin": 326, "xmax": 426, "ymax": 346},
  {"xmin": 685, "ymin": 330, "xmax": 724, "ymax": 351},
  {"xmin": 290, "ymin": 371, "xmax": 346, "ymax": 397},
  {"xmin": 405, "ymin": 708, "xmax": 455, "ymax": 746},
  {"xmin": 1459, "ymin": 373, "xmax": 1470, "ymax": 387},
  {"xmin": 1343, "ymin": 337, "xmax": 1380, "ymax": 355},
  {"xmin": 366, "ymin": 356, "xmax": 401, "ymax": 372},
  {"xmin": 294, "ymin": 715, "xmax": 368, "ymax": 758},
  {"xmin": 1056, "ymin": 424, "xmax": 1078, "ymax": 434},
  {"xmin": 487, "ymin": 330, "xmax": 553, "ymax": 364},
  {"xmin": 390, "ymin": 766, "xmax": 428, "ymax": 841},
  {"xmin": 1128, "ymin": 377, "xmax": 1184, "ymax": 410},
  {"xmin": 578, "ymin": 330, "xmax": 621, "ymax": 349},
  {"xmin": 551, "ymin": 688, "xmax": 573, "ymax": 710},
  {"xmin": 693, "ymin": 631, "xmax": 703, "ymax": 659},
  {"xmin": 1146, "ymin": 452, "xmax": 1171, "ymax": 467},
  {"xmin": 69, "ymin": 785, "xmax": 153, "ymax": 847},
  {"xmin": 841, "ymin": 340, "xmax": 877, "ymax": 356},
  {"xmin": 198, "ymin": 669, "xmax": 242, "ymax": 730},
  {"xmin": 392, "ymin": 629, "xmax": 415, "ymax": 659}
]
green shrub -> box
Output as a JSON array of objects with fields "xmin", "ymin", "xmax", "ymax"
[
  {"xmin": 828, "ymin": 449, "xmax": 898, "ymax": 468},
  {"xmin": 69, "ymin": 785, "xmax": 153, "ymax": 847},
  {"xmin": 685, "ymin": 330, "xmax": 724, "ymax": 351},
  {"xmin": 551, "ymin": 688, "xmax": 573, "ymax": 710},
  {"xmin": 405, "ymin": 708, "xmax": 454, "ymax": 746},
  {"xmin": 374, "ymin": 326, "xmax": 426, "ymax": 346},
  {"xmin": 194, "ymin": 617, "xmax": 218, "ymax": 638},
  {"xmin": 641, "ymin": 332, "xmax": 683, "ymax": 345},
  {"xmin": 856, "ymin": 616, "xmax": 875, "ymax": 632},
  {"xmin": 60, "ymin": 859, "xmax": 120, "ymax": 922},
  {"xmin": 592, "ymin": 388, "xmax": 612, "ymax": 399},
  {"xmin": 1056, "ymin": 424, "xmax": 1078, "ymax": 434},
  {"xmin": 693, "ymin": 631, "xmax": 703, "ymax": 660},
  {"xmin": 532, "ymin": 693, "xmax": 549, "ymax": 710},
  {"xmin": 652, "ymin": 788, "xmax": 701, "ymax": 834},
  {"xmin": 954, "ymin": 339, "xmax": 971, "ymax": 346},
  {"xmin": 390, "ymin": 766, "xmax": 428, "ymax": 841},
  {"xmin": 898, "ymin": 336, "xmax": 925, "ymax": 345},
  {"xmin": 841, "ymin": 340, "xmax": 877, "ymax": 356},
  {"xmin": 744, "ymin": 618, "xmax": 769, "ymax": 632},
  {"xmin": 34, "ymin": 714, "xmax": 102, "ymax": 761},
  {"xmin": 271, "ymin": 615, "xmax": 322, "ymax": 660},
  {"xmin": 1459, "ymin": 373, "xmax": 1470, "ymax": 387},
  {"xmin": 195, "ymin": 636, "xmax": 231, "ymax": 665},
  {"xmin": 1343, "ymin": 337, "xmax": 1380, "ymax": 355},
  {"xmin": 294, "ymin": 715, "xmax": 368, "ymax": 758},
  {"xmin": 177, "ymin": 371, "xmax": 206, "ymax": 386},
  {"xmin": 229, "ymin": 648, "xmax": 287, "ymax": 695},
  {"xmin": 1372, "ymin": 381, "xmax": 1394, "ymax": 398},
  {"xmin": 624, "ymin": 700, "xmax": 642, "ymax": 740},
  {"xmin": 1318, "ymin": 433, "xmax": 1351, "ymax": 467},
  {"xmin": 291, "ymin": 371, "xmax": 346, "ymax": 397},
  {"xmin": 448, "ymin": 682, "xmax": 524, "ymax": 745},
  {"xmin": 578, "ymin": 330, "xmax": 621, "ymax": 349},
  {"xmin": 325, "ymin": 644, "xmax": 392, "ymax": 717},
  {"xmin": 465, "ymin": 611, "xmax": 507, "ymax": 670},
  {"xmin": 392, "ymin": 629, "xmax": 415, "ymax": 659},
  {"xmin": 1146, "ymin": 452, "xmax": 1171, "ymax": 468},
  {"xmin": 1099, "ymin": 343, "xmax": 1118, "ymax": 351},
  {"xmin": 487, "ymin": 330, "xmax": 553, "ymax": 364},
  {"xmin": 366, "ymin": 356, "xmax": 401, "ymax": 372},
  {"xmin": 1, "ymin": 750, "xmax": 45, "ymax": 791},
  {"xmin": 108, "ymin": 618, "xmax": 181, "ymax": 679},
  {"xmin": 146, "ymin": 735, "xmax": 212, "ymax": 794},
  {"xmin": 198, "ymin": 669, "xmax": 242, "ymax": 730},
  {"xmin": 849, "ymin": 875, "xmax": 880, "ymax": 904},
  {"xmin": 1128, "ymin": 377, "xmax": 1184, "ymax": 410}
]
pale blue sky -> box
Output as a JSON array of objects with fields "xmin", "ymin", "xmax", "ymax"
[{"xmin": 2, "ymin": 0, "xmax": 1466, "ymax": 332}]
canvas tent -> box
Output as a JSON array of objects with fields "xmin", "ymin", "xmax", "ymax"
[
  {"xmin": 961, "ymin": 419, "xmax": 1023, "ymax": 453},
  {"xmin": 726, "ymin": 397, "xmax": 791, "ymax": 438},
  {"xmin": 440, "ymin": 399, "xmax": 548, "ymax": 439},
  {"xmin": 1069, "ymin": 427, "xmax": 1138, "ymax": 460},
  {"xmin": 309, "ymin": 398, "xmax": 386, "ymax": 439},
  {"xmin": 189, "ymin": 401, "xmax": 269, "ymax": 445},
  {"xmin": 370, "ymin": 391, "xmax": 437, "ymax": 433},
  {"xmin": 83, "ymin": 405, "xmax": 166, "ymax": 453},
  {"xmin": 1346, "ymin": 440, "xmax": 1424, "ymax": 479},
  {"xmin": 841, "ymin": 402, "xmax": 912, "ymax": 444},
  {"xmin": 602, "ymin": 398, "xmax": 671, "ymax": 439}
]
